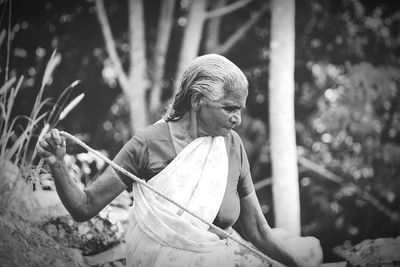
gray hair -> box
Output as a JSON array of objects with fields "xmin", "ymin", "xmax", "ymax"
[{"xmin": 163, "ymin": 54, "xmax": 248, "ymax": 121}]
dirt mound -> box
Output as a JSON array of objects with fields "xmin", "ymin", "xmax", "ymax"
[
  {"xmin": 0, "ymin": 159, "xmax": 125, "ymax": 266},
  {"xmin": 0, "ymin": 212, "xmax": 85, "ymax": 267}
]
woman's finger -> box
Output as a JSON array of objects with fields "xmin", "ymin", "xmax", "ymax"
[
  {"xmin": 44, "ymin": 133, "xmax": 54, "ymax": 145},
  {"xmin": 50, "ymin": 128, "xmax": 62, "ymax": 147},
  {"xmin": 60, "ymin": 136, "xmax": 67, "ymax": 148},
  {"xmin": 36, "ymin": 145, "xmax": 53, "ymax": 158},
  {"xmin": 39, "ymin": 139, "xmax": 51, "ymax": 150},
  {"xmin": 43, "ymin": 131, "xmax": 59, "ymax": 151}
]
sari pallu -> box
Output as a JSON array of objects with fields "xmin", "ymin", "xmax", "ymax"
[{"xmin": 125, "ymin": 136, "xmax": 234, "ymax": 267}]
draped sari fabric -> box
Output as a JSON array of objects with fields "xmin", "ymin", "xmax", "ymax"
[{"xmin": 126, "ymin": 136, "xmax": 235, "ymax": 267}]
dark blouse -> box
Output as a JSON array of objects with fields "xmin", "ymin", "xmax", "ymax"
[{"xmin": 113, "ymin": 121, "xmax": 254, "ymax": 229}]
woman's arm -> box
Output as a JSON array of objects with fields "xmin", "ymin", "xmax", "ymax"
[
  {"xmin": 239, "ymin": 191, "xmax": 315, "ymax": 267},
  {"xmin": 37, "ymin": 129, "xmax": 127, "ymax": 221}
]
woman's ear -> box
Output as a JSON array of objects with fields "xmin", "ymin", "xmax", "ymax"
[{"xmin": 190, "ymin": 94, "xmax": 202, "ymax": 111}]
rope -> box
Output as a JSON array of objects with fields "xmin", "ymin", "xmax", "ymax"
[{"xmin": 58, "ymin": 131, "xmax": 282, "ymax": 266}]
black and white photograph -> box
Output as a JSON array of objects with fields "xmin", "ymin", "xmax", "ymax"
[{"xmin": 1, "ymin": 0, "xmax": 399, "ymax": 266}]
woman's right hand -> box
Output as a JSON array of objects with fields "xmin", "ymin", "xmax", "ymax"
[{"xmin": 36, "ymin": 128, "xmax": 67, "ymax": 166}]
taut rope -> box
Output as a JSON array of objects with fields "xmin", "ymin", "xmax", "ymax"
[{"xmin": 56, "ymin": 131, "xmax": 282, "ymax": 266}]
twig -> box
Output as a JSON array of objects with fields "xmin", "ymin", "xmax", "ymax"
[
  {"xmin": 206, "ymin": 0, "xmax": 256, "ymax": 19},
  {"xmin": 211, "ymin": 2, "xmax": 269, "ymax": 55},
  {"xmin": 254, "ymin": 177, "xmax": 272, "ymax": 191}
]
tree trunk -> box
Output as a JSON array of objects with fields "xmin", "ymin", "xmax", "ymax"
[
  {"xmin": 174, "ymin": 0, "xmax": 207, "ymax": 93},
  {"xmin": 95, "ymin": 0, "xmax": 149, "ymax": 134},
  {"xmin": 149, "ymin": 0, "xmax": 176, "ymax": 119},
  {"xmin": 268, "ymin": 0, "xmax": 300, "ymax": 236},
  {"xmin": 204, "ymin": 0, "xmax": 226, "ymax": 53},
  {"xmin": 127, "ymin": 0, "xmax": 149, "ymax": 132},
  {"xmin": 125, "ymin": 79, "xmax": 147, "ymax": 134}
]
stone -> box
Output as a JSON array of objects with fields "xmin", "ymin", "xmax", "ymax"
[{"xmin": 334, "ymin": 236, "xmax": 400, "ymax": 266}]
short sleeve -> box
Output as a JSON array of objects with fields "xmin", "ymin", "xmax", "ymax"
[
  {"xmin": 237, "ymin": 139, "xmax": 255, "ymax": 198},
  {"xmin": 112, "ymin": 134, "xmax": 148, "ymax": 187}
]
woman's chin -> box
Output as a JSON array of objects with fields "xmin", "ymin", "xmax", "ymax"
[{"xmin": 219, "ymin": 128, "xmax": 232, "ymax": 136}]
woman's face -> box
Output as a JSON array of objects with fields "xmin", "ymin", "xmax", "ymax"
[{"xmin": 197, "ymin": 87, "xmax": 247, "ymax": 137}]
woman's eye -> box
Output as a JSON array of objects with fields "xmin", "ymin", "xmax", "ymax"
[{"xmin": 223, "ymin": 106, "xmax": 242, "ymax": 112}]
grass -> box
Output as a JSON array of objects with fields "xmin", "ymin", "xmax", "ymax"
[{"xmin": 0, "ymin": 49, "xmax": 84, "ymax": 188}]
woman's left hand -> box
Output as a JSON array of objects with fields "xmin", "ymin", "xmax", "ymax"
[{"xmin": 271, "ymin": 228, "xmax": 323, "ymax": 267}]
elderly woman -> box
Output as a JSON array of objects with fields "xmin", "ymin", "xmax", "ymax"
[{"xmin": 37, "ymin": 54, "xmax": 322, "ymax": 267}]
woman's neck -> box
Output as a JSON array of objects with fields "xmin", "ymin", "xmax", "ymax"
[
  {"xmin": 176, "ymin": 111, "xmax": 200, "ymax": 138},
  {"xmin": 168, "ymin": 111, "xmax": 198, "ymax": 154}
]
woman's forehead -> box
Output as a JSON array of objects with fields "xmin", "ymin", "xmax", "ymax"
[
  {"xmin": 220, "ymin": 89, "xmax": 247, "ymax": 106},
  {"xmin": 222, "ymin": 96, "xmax": 246, "ymax": 106},
  {"xmin": 223, "ymin": 86, "xmax": 248, "ymax": 99}
]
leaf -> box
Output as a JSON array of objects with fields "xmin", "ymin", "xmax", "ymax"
[
  {"xmin": 59, "ymin": 93, "xmax": 85, "ymax": 121},
  {"xmin": 30, "ymin": 123, "xmax": 50, "ymax": 161},
  {"xmin": 4, "ymin": 113, "xmax": 47, "ymax": 161},
  {"xmin": 41, "ymin": 49, "xmax": 62, "ymax": 88},
  {"xmin": 37, "ymin": 123, "xmax": 50, "ymax": 145},
  {"xmin": 0, "ymin": 102, "xmax": 6, "ymax": 120},
  {"xmin": 0, "ymin": 29, "xmax": 5, "ymax": 48},
  {"xmin": 0, "ymin": 77, "xmax": 16, "ymax": 96},
  {"xmin": 47, "ymin": 80, "xmax": 81, "ymax": 125}
]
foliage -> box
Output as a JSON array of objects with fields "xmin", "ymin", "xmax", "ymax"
[
  {"xmin": 0, "ymin": 46, "xmax": 84, "ymax": 189},
  {"xmin": 295, "ymin": 63, "xmax": 400, "ymax": 261},
  {"xmin": 0, "ymin": 50, "xmax": 60, "ymax": 171}
]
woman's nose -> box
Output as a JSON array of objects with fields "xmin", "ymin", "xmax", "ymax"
[{"xmin": 230, "ymin": 111, "xmax": 241, "ymax": 126}]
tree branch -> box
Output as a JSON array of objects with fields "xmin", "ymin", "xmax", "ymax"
[
  {"xmin": 211, "ymin": 2, "xmax": 269, "ymax": 55},
  {"xmin": 94, "ymin": 0, "xmax": 129, "ymax": 87},
  {"xmin": 206, "ymin": 0, "xmax": 256, "ymax": 19},
  {"xmin": 254, "ymin": 177, "xmax": 272, "ymax": 191},
  {"xmin": 298, "ymin": 155, "xmax": 400, "ymax": 224}
]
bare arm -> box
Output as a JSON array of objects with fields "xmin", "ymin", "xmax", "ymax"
[
  {"xmin": 37, "ymin": 129, "xmax": 127, "ymax": 222},
  {"xmin": 239, "ymin": 191, "xmax": 311, "ymax": 267}
]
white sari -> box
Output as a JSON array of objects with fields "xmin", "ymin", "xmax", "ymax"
[{"xmin": 125, "ymin": 136, "xmax": 235, "ymax": 267}]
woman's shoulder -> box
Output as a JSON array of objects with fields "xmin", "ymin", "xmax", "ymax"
[
  {"xmin": 225, "ymin": 130, "xmax": 243, "ymax": 148},
  {"xmin": 135, "ymin": 120, "xmax": 170, "ymax": 142}
]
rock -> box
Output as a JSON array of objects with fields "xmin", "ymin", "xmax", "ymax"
[
  {"xmin": 37, "ymin": 207, "xmax": 124, "ymax": 255},
  {"xmin": 334, "ymin": 236, "xmax": 400, "ymax": 266},
  {"xmin": 0, "ymin": 159, "xmax": 40, "ymax": 217},
  {"xmin": 83, "ymin": 243, "xmax": 126, "ymax": 266},
  {"xmin": 0, "ymin": 213, "xmax": 85, "ymax": 267},
  {"xmin": 32, "ymin": 188, "xmax": 65, "ymax": 210}
]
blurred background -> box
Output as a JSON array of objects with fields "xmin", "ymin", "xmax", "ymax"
[{"xmin": 1, "ymin": 0, "xmax": 400, "ymax": 263}]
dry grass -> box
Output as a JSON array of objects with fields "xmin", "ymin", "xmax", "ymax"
[{"xmin": 0, "ymin": 49, "xmax": 84, "ymax": 188}]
